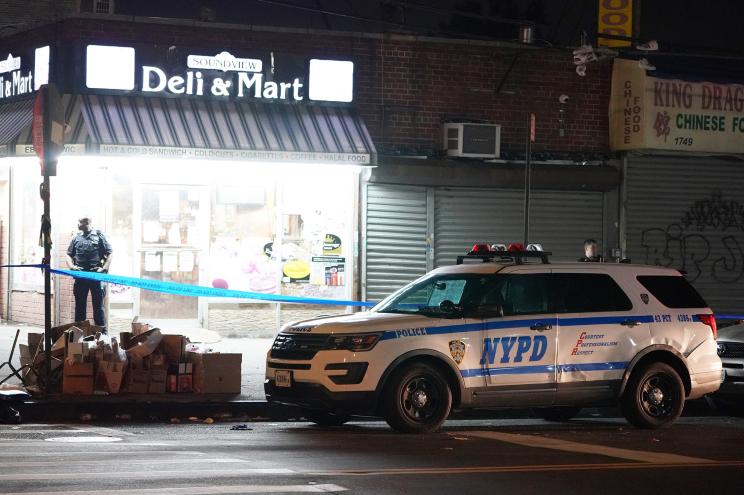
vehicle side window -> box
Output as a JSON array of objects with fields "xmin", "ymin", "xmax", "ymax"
[
  {"xmin": 501, "ymin": 274, "xmax": 551, "ymax": 316},
  {"xmin": 636, "ymin": 275, "xmax": 707, "ymax": 308},
  {"xmin": 553, "ymin": 273, "xmax": 632, "ymax": 313}
]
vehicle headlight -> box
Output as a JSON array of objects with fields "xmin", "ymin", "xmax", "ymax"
[{"xmin": 323, "ymin": 333, "xmax": 383, "ymax": 352}]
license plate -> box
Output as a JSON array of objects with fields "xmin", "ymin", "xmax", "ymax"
[{"xmin": 275, "ymin": 370, "xmax": 292, "ymax": 388}]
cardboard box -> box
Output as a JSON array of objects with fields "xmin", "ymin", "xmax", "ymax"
[
  {"xmin": 123, "ymin": 328, "xmax": 163, "ymax": 359},
  {"xmin": 177, "ymin": 374, "xmax": 193, "ymax": 393},
  {"xmin": 98, "ymin": 361, "xmax": 125, "ymax": 394},
  {"xmin": 126, "ymin": 370, "xmax": 150, "ymax": 394},
  {"xmin": 131, "ymin": 317, "xmax": 152, "ymax": 336},
  {"xmin": 149, "ymin": 369, "xmax": 167, "ymax": 394},
  {"xmin": 189, "ymin": 352, "xmax": 242, "ymax": 394},
  {"xmin": 52, "ymin": 320, "xmax": 91, "ymax": 341},
  {"xmin": 66, "ymin": 342, "xmax": 91, "ymax": 364},
  {"xmin": 119, "ymin": 332, "xmax": 133, "ymax": 347},
  {"xmin": 63, "ymin": 361, "xmax": 94, "ymax": 395},
  {"xmin": 27, "ymin": 333, "xmax": 44, "ymax": 352},
  {"xmin": 149, "ymin": 352, "xmax": 167, "ymax": 368},
  {"xmin": 167, "ymin": 374, "xmax": 178, "ymax": 393},
  {"xmin": 160, "ymin": 334, "xmax": 190, "ymax": 363}
]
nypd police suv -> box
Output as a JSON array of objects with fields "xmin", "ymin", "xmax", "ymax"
[{"xmin": 265, "ymin": 244, "xmax": 722, "ymax": 433}]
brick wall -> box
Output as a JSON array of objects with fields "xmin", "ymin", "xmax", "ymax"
[
  {"xmin": 57, "ymin": 233, "xmax": 78, "ymax": 325},
  {"xmin": 0, "ymin": 1, "xmax": 79, "ymax": 27},
  {"xmin": 6, "ymin": 231, "xmax": 86, "ymax": 327},
  {"xmin": 6, "ymin": 17, "xmax": 612, "ymax": 156}
]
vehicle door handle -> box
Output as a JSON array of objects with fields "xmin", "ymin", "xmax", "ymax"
[
  {"xmin": 530, "ymin": 322, "xmax": 552, "ymax": 331},
  {"xmin": 620, "ymin": 319, "xmax": 641, "ymax": 327}
]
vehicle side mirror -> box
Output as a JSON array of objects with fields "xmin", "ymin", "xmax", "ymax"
[{"xmin": 439, "ymin": 299, "xmax": 461, "ymax": 316}]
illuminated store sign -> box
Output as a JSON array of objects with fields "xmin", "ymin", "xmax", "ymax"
[
  {"xmin": 0, "ymin": 46, "xmax": 49, "ymax": 100},
  {"xmin": 85, "ymin": 44, "xmax": 354, "ymax": 103}
]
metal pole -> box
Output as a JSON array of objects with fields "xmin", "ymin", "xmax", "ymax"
[
  {"xmin": 523, "ymin": 113, "xmax": 532, "ymax": 246},
  {"xmin": 42, "ymin": 174, "xmax": 52, "ymax": 393}
]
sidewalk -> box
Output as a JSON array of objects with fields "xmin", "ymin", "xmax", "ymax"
[{"xmin": 0, "ymin": 321, "xmax": 284, "ymax": 421}]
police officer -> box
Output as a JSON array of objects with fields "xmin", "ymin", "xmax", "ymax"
[
  {"xmin": 578, "ymin": 238, "xmax": 604, "ymax": 262},
  {"xmin": 66, "ymin": 217, "xmax": 113, "ymax": 332}
]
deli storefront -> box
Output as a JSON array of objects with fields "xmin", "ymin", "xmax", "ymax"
[
  {"xmin": 610, "ymin": 58, "xmax": 744, "ymax": 313},
  {"xmin": 0, "ymin": 42, "xmax": 375, "ymax": 336}
]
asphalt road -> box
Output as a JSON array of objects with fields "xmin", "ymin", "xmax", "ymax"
[{"xmin": 1, "ymin": 414, "xmax": 743, "ymax": 495}]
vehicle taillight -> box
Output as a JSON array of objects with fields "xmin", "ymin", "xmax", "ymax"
[{"xmin": 698, "ymin": 313, "xmax": 717, "ymax": 339}]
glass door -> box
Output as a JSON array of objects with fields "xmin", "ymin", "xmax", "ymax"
[{"xmin": 134, "ymin": 184, "xmax": 209, "ymax": 329}]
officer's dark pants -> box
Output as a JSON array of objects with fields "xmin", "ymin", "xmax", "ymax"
[{"xmin": 73, "ymin": 277, "xmax": 106, "ymax": 331}]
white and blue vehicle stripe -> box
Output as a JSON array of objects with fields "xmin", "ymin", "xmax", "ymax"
[
  {"xmin": 380, "ymin": 315, "xmax": 654, "ymax": 341},
  {"xmin": 459, "ymin": 361, "xmax": 629, "ymax": 378}
]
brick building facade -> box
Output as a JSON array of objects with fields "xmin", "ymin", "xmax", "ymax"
[{"xmin": 0, "ymin": 14, "xmax": 615, "ymax": 331}]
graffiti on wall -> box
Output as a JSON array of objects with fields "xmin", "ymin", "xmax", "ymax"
[{"xmin": 640, "ymin": 191, "xmax": 744, "ymax": 283}]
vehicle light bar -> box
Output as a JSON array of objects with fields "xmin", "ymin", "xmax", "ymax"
[{"xmin": 460, "ymin": 241, "xmax": 551, "ymax": 264}]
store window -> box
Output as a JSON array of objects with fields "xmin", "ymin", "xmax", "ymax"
[
  {"xmin": 208, "ymin": 170, "xmax": 356, "ymax": 301},
  {"xmin": 11, "ymin": 161, "xmax": 44, "ymax": 289},
  {"xmin": 278, "ymin": 173, "xmax": 355, "ymax": 302},
  {"xmin": 210, "ymin": 180, "xmax": 278, "ymax": 295}
]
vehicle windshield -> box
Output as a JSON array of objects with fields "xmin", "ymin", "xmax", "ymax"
[
  {"xmin": 374, "ymin": 272, "xmax": 552, "ymax": 319},
  {"xmin": 374, "ymin": 273, "xmax": 502, "ymax": 318}
]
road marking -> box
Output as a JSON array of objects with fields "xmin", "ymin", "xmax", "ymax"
[
  {"xmin": 312, "ymin": 460, "xmax": 744, "ymax": 476},
  {"xmin": 455, "ymin": 431, "xmax": 714, "ymax": 464},
  {"xmin": 45, "ymin": 436, "xmax": 123, "ymax": 443},
  {"xmin": 0, "ymin": 450, "xmax": 207, "ymax": 457},
  {"xmin": 0, "ymin": 458, "xmax": 246, "ymax": 468},
  {"xmin": 0, "ymin": 468, "xmax": 297, "ymax": 481},
  {"xmin": 2, "ymin": 484, "xmax": 348, "ymax": 494},
  {"xmin": 0, "ymin": 429, "xmax": 89, "ymax": 434},
  {"xmin": 0, "ymin": 442, "xmax": 170, "ymax": 447},
  {"xmin": 76, "ymin": 425, "xmax": 137, "ymax": 437}
]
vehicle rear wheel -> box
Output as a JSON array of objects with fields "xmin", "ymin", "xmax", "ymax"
[
  {"xmin": 533, "ymin": 406, "xmax": 582, "ymax": 422},
  {"xmin": 382, "ymin": 362, "xmax": 452, "ymax": 433},
  {"xmin": 304, "ymin": 411, "xmax": 351, "ymax": 427},
  {"xmin": 621, "ymin": 362, "xmax": 685, "ymax": 429}
]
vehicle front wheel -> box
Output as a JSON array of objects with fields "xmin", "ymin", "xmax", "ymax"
[
  {"xmin": 533, "ymin": 406, "xmax": 582, "ymax": 422},
  {"xmin": 621, "ymin": 362, "xmax": 685, "ymax": 429},
  {"xmin": 304, "ymin": 411, "xmax": 351, "ymax": 427},
  {"xmin": 382, "ymin": 362, "xmax": 452, "ymax": 433}
]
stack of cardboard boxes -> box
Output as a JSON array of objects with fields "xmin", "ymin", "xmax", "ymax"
[{"xmin": 16, "ymin": 319, "xmax": 243, "ymax": 396}]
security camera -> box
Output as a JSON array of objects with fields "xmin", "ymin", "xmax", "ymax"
[
  {"xmin": 636, "ymin": 40, "xmax": 659, "ymax": 51},
  {"xmin": 638, "ymin": 58, "xmax": 656, "ymax": 71},
  {"xmin": 559, "ymin": 94, "xmax": 570, "ymax": 104}
]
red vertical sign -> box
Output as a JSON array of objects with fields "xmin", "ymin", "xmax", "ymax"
[
  {"xmin": 31, "ymin": 84, "xmax": 64, "ymax": 176},
  {"xmin": 529, "ymin": 113, "xmax": 536, "ymax": 143}
]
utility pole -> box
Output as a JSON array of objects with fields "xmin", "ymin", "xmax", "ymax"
[
  {"xmin": 523, "ymin": 112, "xmax": 535, "ymax": 246},
  {"xmin": 32, "ymin": 84, "xmax": 64, "ymax": 393}
]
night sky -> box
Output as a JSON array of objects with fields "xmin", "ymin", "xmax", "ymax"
[{"xmin": 105, "ymin": 0, "xmax": 744, "ymax": 55}]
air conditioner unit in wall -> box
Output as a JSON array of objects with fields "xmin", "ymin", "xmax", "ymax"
[{"xmin": 443, "ymin": 123, "xmax": 501, "ymax": 158}]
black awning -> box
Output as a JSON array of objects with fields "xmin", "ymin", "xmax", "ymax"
[
  {"xmin": 79, "ymin": 95, "xmax": 376, "ymax": 164},
  {"xmin": 14, "ymin": 94, "xmax": 90, "ymax": 146},
  {"xmin": 637, "ymin": 55, "xmax": 744, "ymax": 85},
  {"xmin": 0, "ymin": 99, "xmax": 34, "ymax": 145}
]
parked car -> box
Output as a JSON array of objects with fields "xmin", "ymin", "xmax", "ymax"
[
  {"xmin": 715, "ymin": 321, "xmax": 744, "ymax": 407},
  {"xmin": 266, "ymin": 244, "xmax": 722, "ymax": 432}
]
